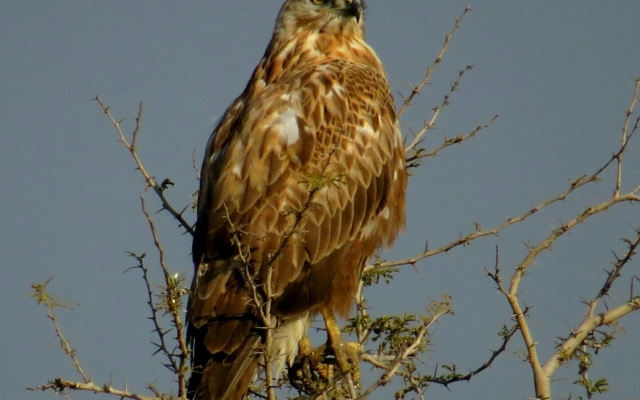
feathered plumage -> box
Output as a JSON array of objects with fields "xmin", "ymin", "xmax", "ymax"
[{"xmin": 188, "ymin": 1, "xmax": 406, "ymax": 398}]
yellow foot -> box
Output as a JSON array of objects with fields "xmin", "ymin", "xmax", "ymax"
[
  {"xmin": 321, "ymin": 306, "xmax": 361, "ymax": 382},
  {"xmin": 288, "ymin": 308, "xmax": 362, "ymax": 395},
  {"xmin": 289, "ymin": 340, "xmax": 361, "ymax": 394},
  {"xmin": 289, "ymin": 336, "xmax": 327, "ymax": 393}
]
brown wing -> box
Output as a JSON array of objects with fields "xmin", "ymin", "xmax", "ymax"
[{"xmin": 188, "ymin": 59, "xmax": 406, "ymax": 399}]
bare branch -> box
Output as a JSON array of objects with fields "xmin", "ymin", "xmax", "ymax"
[
  {"xmin": 494, "ymin": 78, "xmax": 640, "ymax": 400},
  {"xmin": 358, "ymin": 309, "xmax": 450, "ymax": 400},
  {"xmin": 94, "ymin": 96, "xmax": 195, "ymax": 237},
  {"xmin": 614, "ymin": 77, "xmax": 640, "ymax": 196},
  {"xmin": 397, "ymin": 6, "xmax": 471, "ymax": 118},
  {"xmin": 406, "ymin": 114, "xmax": 498, "ymax": 169},
  {"xmin": 370, "ymin": 107, "xmax": 640, "ymax": 273},
  {"xmin": 404, "ymin": 65, "xmax": 475, "ymax": 156},
  {"xmin": 543, "ymin": 297, "xmax": 640, "ymax": 381},
  {"xmin": 28, "ymin": 378, "xmax": 164, "ymax": 400},
  {"xmin": 140, "ymin": 197, "xmax": 190, "ymax": 397},
  {"xmin": 126, "ymin": 252, "xmax": 179, "ymax": 373},
  {"xmin": 596, "ymin": 231, "xmax": 640, "ymax": 300},
  {"xmin": 30, "ymin": 279, "xmax": 90, "ymax": 383},
  {"xmin": 429, "ymin": 323, "xmax": 519, "ymax": 386}
]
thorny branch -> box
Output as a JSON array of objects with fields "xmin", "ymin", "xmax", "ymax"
[
  {"xmin": 357, "ymin": 309, "xmax": 450, "ymax": 400},
  {"xmin": 406, "ymin": 113, "xmax": 498, "ymax": 169},
  {"xmin": 29, "ymin": 379, "xmax": 161, "ymax": 400},
  {"xmin": 126, "ymin": 252, "xmax": 180, "ymax": 378},
  {"xmin": 405, "ymin": 65, "xmax": 478, "ymax": 157},
  {"xmin": 397, "ymin": 6, "xmax": 471, "ymax": 119},
  {"xmin": 541, "ymin": 230, "xmax": 640, "ymax": 389},
  {"xmin": 370, "ymin": 97, "xmax": 640, "ymax": 274},
  {"xmin": 32, "ymin": 3, "xmax": 640, "ymax": 398},
  {"xmin": 596, "ymin": 230, "xmax": 640, "ymax": 300},
  {"xmin": 223, "ymin": 207, "xmax": 277, "ymax": 400},
  {"xmin": 397, "ymin": 9, "xmax": 493, "ymax": 168},
  {"xmin": 28, "ymin": 281, "xmax": 171, "ymax": 399},
  {"xmin": 486, "ymin": 77, "xmax": 640, "ymax": 400},
  {"xmin": 614, "ymin": 78, "xmax": 640, "ymax": 197},
  {"xmin": 139, "ymin": 197, "xmax": 190, "ymax": 398},
  {"xmin": 429, "ymin": 324, "xmax": 519, "ymax": 387},
  {"xmin": 30, "ymin": 279, "xmax": 89, "ymax": 384},
  {"xmin": 94, "ymin": 96, "xmax": 195, "ymax": 237}
]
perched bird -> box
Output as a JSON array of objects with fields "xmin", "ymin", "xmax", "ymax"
[{"xmin": 188, "ymin": 0, "xmax": 406, "ymax": 398}]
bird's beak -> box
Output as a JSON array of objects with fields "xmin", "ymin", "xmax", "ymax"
[{"xmin": 344, "ymin": 0, "xmax": 362, "ymax": 23}]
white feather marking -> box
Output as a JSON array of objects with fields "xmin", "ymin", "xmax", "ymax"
[
  {"xmin": 393, "ymin": 170, "xmax": 398, "ymax": 181},
  {"xmin": 268, "ymin": 313, "xmax": 310, "ymax": 379},
  {"xmin": 357, "ymin": 122, "xmax": 375, "ymax": 136},
  {"xmin": 231, "ymin": 163, "xmax": 242, "ymax": 177},
  {"xmin": 381, "ymin": 206, "xmax": 390, "ymax": 219},
  {"xmin": 332, "ymin": 82, "xmax": 344, "ymax": 96},
  {"xmin": 362, "ymin": 208, "xmax": 391, "ymax": 238},
  {"xmin": 276, "ymin": 108, "xmax": 300, "ymax": 144},
  {"xmin": 208, "ymin": 150, "xmax": 220, "ymax": 164},
  {"xmin": 361, "ymin": 219, "xmax": 379, "ymax": 238}
]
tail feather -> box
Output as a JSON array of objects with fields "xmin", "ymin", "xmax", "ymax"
[
  {"xmin": 188, "ymin": 314, "xmax": 310, "ymax": 400},
  {"xmin": 188, "ymin": 324, "xmax": 260, "ymax": 400}
]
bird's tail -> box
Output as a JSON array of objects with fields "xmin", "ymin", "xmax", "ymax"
[
  {"xmin": 187, "ymin": 314, "xmax": 310, "ymax": 400},
  {"xmin": 187, "ymin": 321, "xmax": 261, "ymax": 400}
]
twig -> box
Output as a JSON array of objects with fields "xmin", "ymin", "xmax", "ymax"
[
  {"xmin": 191, "ymin": 147, "xmax": 201, "ymax": 181},
  {"xmin": 596, "ymin": 232, "xmax": 640, "ymax": 301},
  {"xmin": 127, "ymin": 252, "xmax": 177, "ymax": 370},
  {"xmin": 30, "ymin": 279, "xmax": 90, "ymax": 383},
  {"xmin": 404, "ymin": 65, "xmax": 475, "ymax": 155},
  {"xmin": 397, "ymin": 6, "xmax": 471, "ymax": 118},
  {"xmin": 428, "ymin": 323, "xmax": 519, "ymax": 386},
  {"xmin": 406, "ymin": 114, "xmax": 498, "ymax": 168},
  {"xmin": 368, "ymin": 111, "xmax": 640, "ymax": 273},
  {"xmin": 542, "ymin": 297, "xmax": 640, "ymax": 380},
  {"xmin": 140, "ymin": 197, "xmax": 190, "ymax": 398},
  {"xmin": 28, "ymin": 379, "xmax": 161, "ymax": 400},
  {"xmin": 614, "ymin": 78, "xmax": 640, "ymax": 197},
  {"xmin": 93, "ymin": 96, "xmax": 195, "ymax": 237},
  {"xmin": 358, "ymin": 310, "xmax": 448, "ymax": 400}
]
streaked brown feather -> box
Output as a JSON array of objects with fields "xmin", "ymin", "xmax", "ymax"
[{"xmin": 188, "ymin": 1, "xmax": 407, "ymax": 399}]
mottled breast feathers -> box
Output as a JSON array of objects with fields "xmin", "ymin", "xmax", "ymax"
[
  {"xmin": 192, "ymin": 58, "xmax": 404, "ymax": 318},
  {"xmin": 188, "ymin": 1, "xmax": 407, "ymax": 399}
]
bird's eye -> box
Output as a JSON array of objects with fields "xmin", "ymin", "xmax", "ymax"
[{"xmin": 310, "ymin": 0, "xmax": 328, "ymax": 5}]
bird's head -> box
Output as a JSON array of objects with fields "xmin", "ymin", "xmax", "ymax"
[{"xmin": 275, "ymin": 0, "xmax": 366, "ymax": 39}]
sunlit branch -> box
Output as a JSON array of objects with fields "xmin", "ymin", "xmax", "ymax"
[
  {"xmin": 406, "ymin": 114, "xmax": 498, "ymax": 169},
  {"xmin": 370, "ymin": 104, "xmax": 640, "ymax": 274},
  {"xmin": 614, "ymin": 78, "xmax": 640, "ymax": 197},
  {"xmin": 543, "ymin": 297, "xmax": 640, "ymax": 381},
  {"xmin": 429, "ymin": 323, "xmax": 519, "ymax": 386},
  {"xmin": 404, "ymin": 65, "xmax": 475, "ymax": 156},
  {"xmin": 94, "ymin": 96, "xmax": 195, "ymax": 237},
  {"xmin": 140, "ymin": 197, "xmax": 190, "ymax": 398},
  {"xmin": 357, "ymin": 309, "xmax": 449, "ymax": 400},
  {"xmin": 30, "ymin": 279, "xmax": 89, "ymax": 384},
  {"xmin": 397, "ymin": 6, "xmax": 471, "ymax": 119},
  {"xmin": 29, "ymin": 379, "xmax": 162, "ymax": 400},
  {"xmin": 125, "ymin": 252, "xmax": 179, "ymax": 376}
]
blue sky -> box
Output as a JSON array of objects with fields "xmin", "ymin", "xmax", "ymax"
[{"xmin": 2, "ymin": 1, "xmax": 639, "ymax": 399}]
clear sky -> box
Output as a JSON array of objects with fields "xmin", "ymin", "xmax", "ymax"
[{"xmin": 2, "ymin": 1, "xmax": 639, "ymax": 399}]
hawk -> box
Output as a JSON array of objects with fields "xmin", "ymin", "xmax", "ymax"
[{"xmin": 188, "ymin": 0, "xmax": 406, "ymax": 399}]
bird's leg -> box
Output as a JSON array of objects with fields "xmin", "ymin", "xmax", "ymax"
[
  {"xmin": 297, "ymin": 335, "xmax": 324, "ymax": 366},
  {"xmin": 289, "ymin": 335, "xmax": 325, "ymax": 390},
  {"xmin": 289, "ymin": 310, "xmax": 361, "ymax": 394},
  {"xmin": 321, "ymin": 306, "xmax": 361, "ymax": 382}
]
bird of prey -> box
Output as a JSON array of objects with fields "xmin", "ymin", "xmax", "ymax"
[{"xmin": 188, "ymin": 0, "xmax": 406, "ymax": 398}]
